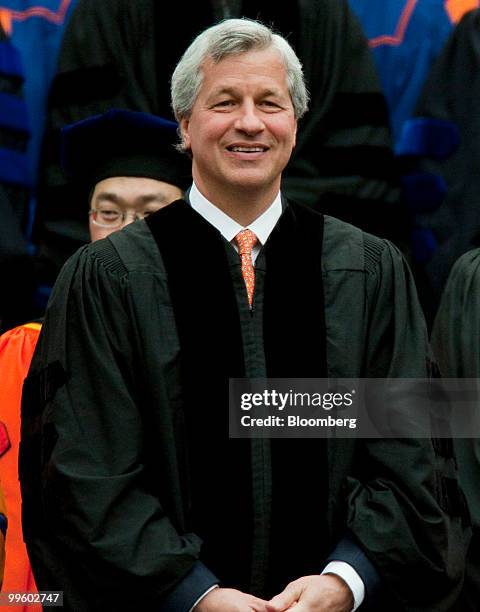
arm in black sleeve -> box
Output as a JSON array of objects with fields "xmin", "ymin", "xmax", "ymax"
[{"xmin": 21, "ymin": 243, "xmax": 217, "ymax": 608}]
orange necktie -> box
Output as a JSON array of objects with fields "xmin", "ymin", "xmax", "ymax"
[{"xmin": 235, "ymin": 229, "xmax": 258, "ymax": 308}]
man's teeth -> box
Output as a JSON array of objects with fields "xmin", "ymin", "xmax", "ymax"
[{"xmin": 230, "ymin": 146, "xmax": 265, "ymax": 152}]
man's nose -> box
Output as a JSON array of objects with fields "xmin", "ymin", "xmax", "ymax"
[
  {"xmin": 122, "ymin": 211, "xmax": 140, "ymax": 227},
  {"xmin": 234, "ymin": 102, "xmax": 265, "ymax": 134}
]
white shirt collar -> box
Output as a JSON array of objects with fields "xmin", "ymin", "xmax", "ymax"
[{"xmin": 189, "ymin": 181, "xmax": 282, "ymax": 248}]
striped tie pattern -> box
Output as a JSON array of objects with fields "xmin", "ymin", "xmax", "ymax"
[{"xmin": 235, "ymin": 229, "xmax": 258, "ymax": 308}]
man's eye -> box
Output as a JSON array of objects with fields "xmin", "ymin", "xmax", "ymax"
[
  {"xmin": 214, "ymin": 100, "xmax": 234, "ymax": 108},
  {"xmin": 98, "ymin": 210, "xmax": 121, "ymax": 221},
  {"xmin": 261, "ymin": 100, "xmax": 280, "ymax": 109}
]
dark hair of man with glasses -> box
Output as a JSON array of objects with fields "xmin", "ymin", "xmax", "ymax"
[{"xmin": 61, "ymin": 108, "xmax": 192, "ymax": 242}]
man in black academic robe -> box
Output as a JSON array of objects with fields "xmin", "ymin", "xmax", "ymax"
[
  {"xmin": 20, "ymin": 18, "xmax": 466, "ymax": 612},
  {"xmin": 432, "ymin": 249, "xmax": 480, "ymax": 612}
]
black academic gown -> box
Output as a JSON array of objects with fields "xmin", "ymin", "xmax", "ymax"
[
  {"xmin": 20, "ymin": 201, "xmax": 465, "ymax": 611},
  {"xmin": 432, "ymin": 249, "xmax": 480, "ymax": 611}
]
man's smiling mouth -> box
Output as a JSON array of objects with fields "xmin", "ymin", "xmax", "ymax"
[{"xmin": 227, "ymin": 145, "xmax": 268, "ymax": 153}]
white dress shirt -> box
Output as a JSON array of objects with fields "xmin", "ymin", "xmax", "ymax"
[
  {"xmin": 188, "ymin": 182, "xmax": 364, "ymax": 612},
  {"xmin": 189, "ymin": 181, "xmax": 282, "ymax": 263}
]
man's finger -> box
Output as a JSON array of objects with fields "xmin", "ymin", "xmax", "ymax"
[
  {"xmin": 267, "ymin": 583, "xmax": 302, "ymax": 611},
  {"xmin": 266, "ymin": 603, "xmax": 300, "ymax": 612},
  {"xmin": 250, "ymin": 598, "xmax": 270, "ymax": 612}
]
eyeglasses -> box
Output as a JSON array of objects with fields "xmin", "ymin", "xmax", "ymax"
[{"xmin": 89, "ymin": 208, "xmax": 153, "ymax": 229}]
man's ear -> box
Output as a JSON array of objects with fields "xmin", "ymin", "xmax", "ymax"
[
  {"xmin": 292, "ymin": 119, "xmax": 298, "ymax": 150},
  {"xmin": 180, "ymin": 117, "xmax": 191, "ymax": 151}
]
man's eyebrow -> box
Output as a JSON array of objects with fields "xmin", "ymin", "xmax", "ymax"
[
  {"xmin": 95, "ymin": 192, "xmax": 122, "ymax": 205},
  {"xmin": 94, "ymin": 192, "xmax": 170, "ymax": 205},
  {"xmin": 260, "ymin": 88, "xmax": 285, "ymax": 98},
  {"xmin": 137, "ymin": 193, "xmax": 170, "ymax": 204},
  {"xmin": 208, "ymin": 86, "xmax": 238, "ymax": 98}
]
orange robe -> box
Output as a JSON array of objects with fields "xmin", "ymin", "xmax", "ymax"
[
  {"xmin": 0, "ymin": 483, "xmax": 6, "ymax": 589},
  {"xmin": 0, "ymin": 323, "xmax": 41, "ymax": 609}
]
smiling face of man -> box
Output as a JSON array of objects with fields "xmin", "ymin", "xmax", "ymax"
[{"xmin": 180, "ymin": 47, "xmax": 297, "ymax": 217}]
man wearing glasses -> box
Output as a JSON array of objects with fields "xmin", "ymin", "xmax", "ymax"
[{"xmin": 0, "ymin": 108, "xmax": 189, "ymax": 603}]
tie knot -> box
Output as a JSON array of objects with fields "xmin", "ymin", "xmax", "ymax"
[{"xmin": 235, "ymin": 229, "xmax": 258, "ymax": 255}]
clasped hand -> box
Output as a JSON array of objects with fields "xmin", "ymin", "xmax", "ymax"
[{"xmin": 194, "ymin": 574, "xmax": 353, "ymax": 611}]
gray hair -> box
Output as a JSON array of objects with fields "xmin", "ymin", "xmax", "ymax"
[{"xmin": 171, "ymin": 18, "xmax": 309, "ymax": 125}]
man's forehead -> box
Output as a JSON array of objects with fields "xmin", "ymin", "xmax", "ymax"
[
  {"xmin": 202, "ymin": 48, "xmax": 285, "ymax": 74},
  {"xmin": 207, "ymin": 83, "xmax": 287, "ymax": 97},
  {"xmin": 92, "ymin": 177, "xmax": 178, "ymax": 203},
  {"xmin": 199, "ymin": 51, "xmax": 289, "ymax": 93}
]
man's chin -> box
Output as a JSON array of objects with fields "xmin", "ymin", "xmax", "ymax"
[{"xmin": 227, "ymin": 171, "xmax": 275, "ymax": 192}]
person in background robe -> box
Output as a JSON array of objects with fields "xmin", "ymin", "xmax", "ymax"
[
  {"xmin": 431, "ymin": 248, "xmax": 480, "ymax": 612},
  {"xmin": 20, "ymin": 19, "xmax": 466, "ymax": 612},
  {"xmin": 0, "ymin": 108, "xmax": 190, "ymax": 609}
]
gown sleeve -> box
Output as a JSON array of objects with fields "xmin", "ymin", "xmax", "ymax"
[
  {"xmin": 20, "ymin": 243, "xmax": 217, "ymax": 608},
  {"xmin": 344, "ymin": 239, "xmax": 468, "ymax": 610}
]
